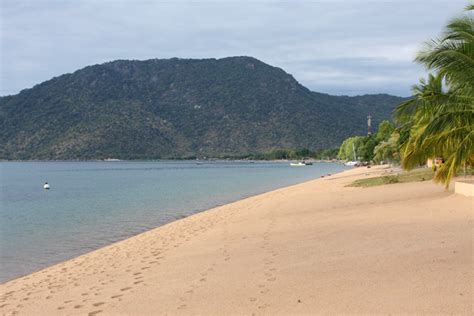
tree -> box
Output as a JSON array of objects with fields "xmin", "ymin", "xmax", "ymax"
[
  {"xmin": 373, "ymin": 132, "xmax": 400, "ymax": 164},
  {"xmin": 337, "ymin": 136, "xmax": 365, "ymax": 160},
  {"xmin": 375, "ymin": 120, "xmax": 395, "ymax": 142},
  {"xmin": 359, "ymin": 135, "xmax": 378, "ymax": 162},
  {"xmin": 395, "ymin": 5, "xmax": 474, "ymax": 187}
]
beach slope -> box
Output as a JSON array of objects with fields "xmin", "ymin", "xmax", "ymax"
[{"xmin": 1, "ymin": 166, "xmax": 472, "ymax": 315}]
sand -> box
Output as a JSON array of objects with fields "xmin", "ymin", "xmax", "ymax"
[{"xmin": 0, "ymin": 165, "xmax": 472, "ymax": 315}]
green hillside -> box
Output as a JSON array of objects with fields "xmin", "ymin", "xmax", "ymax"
[{"xmin": 0, "ymin": 57, "xmax": 405, "ymax": 160}]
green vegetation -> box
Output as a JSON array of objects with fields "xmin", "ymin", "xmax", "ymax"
[
  {"xmin": 349, "ymin": 168, "xmax": 435, "ymax": 188},
  {"xmin": 395, "ymin": 4, "xmax": 473, "ymax": 187},
  {"xmin": 0, "ymin": 57, "xmax": 404, "ymax": 160},
  {"xmin": 373, "ymin": 132, "xmax": 400, "ymax": 164},
  {"xmin": 339, "ymin": 4, "xmax": 473, "ymax": 189},
  {"xmin": 338, "ymin": 136, "xmax": 365, "ymax": 161},
  {"xmin": 375, "ymin": 120, "xmax": 395, "ymax": 142},
  {"xmin": 337, "ymin": 120, "xmax": 399, "ymax": 163},
  {"xmin": 238, "ymin": 147, "xmax": 339, "ymax": 160}
]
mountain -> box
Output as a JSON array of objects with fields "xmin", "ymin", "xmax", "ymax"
[{"xmin": 0, "ymin": 57, "xmax": 405, "ymax": 160}]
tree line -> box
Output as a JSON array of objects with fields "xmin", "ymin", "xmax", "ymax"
[
  {"xmin": 233, "ymin": 148, "xmax": 339, "ymax": 161},
  {"xmin": 337, "ymin": 120, "xmax": 399, "ymax": 164}
]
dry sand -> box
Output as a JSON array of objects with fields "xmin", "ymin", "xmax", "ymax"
[{"xmin": 0, "ymin": 165, "xmax": 472, "ymax": 315}]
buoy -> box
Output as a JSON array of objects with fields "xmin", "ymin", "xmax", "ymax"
[{"xmin": 43, "ymin": 182, "xmax": 50, "ymax": 190}]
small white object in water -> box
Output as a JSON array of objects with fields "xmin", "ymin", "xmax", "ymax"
[{"xmin": 43, "ymin": 182, "xmax": 50, "ymax": 190}]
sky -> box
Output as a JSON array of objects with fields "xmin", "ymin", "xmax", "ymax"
[{"xmin": 0, "ymin": 0, "xmax": 467, "ymax": 97}]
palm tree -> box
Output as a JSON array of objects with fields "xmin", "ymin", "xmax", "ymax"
[
  {"xmin": 395, "ymin": 5, "xmax": 474, "ymax": 187},
  {"xmin": 416, "ymin": 5, "xmax": 474, "ymax": 91},
  {"xmin": 395, "ymin": 73, "xmax": 445, "ymax": 167}
]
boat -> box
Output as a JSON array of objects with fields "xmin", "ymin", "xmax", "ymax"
[
  {"xmin": 344, "ymin": 144, "xmax": 360, "ymax": 167},
  {"xmin": 344, "ymin": 161, "xmax": 359, "ymax": 166},
  {"xmin": 43, "ymin": 182, "xmax": 50, "ymax": 190},
  {"xmin": 290, "ymin": 162, "xmax": 306, "ymax": 166},
  {"xmin": 290, "ymin": 161, "xmax": 312, "ymax": 166}
]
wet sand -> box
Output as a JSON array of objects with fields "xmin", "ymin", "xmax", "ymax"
[{"xmin": 0, "ymin": 165, "xmax": 472, "ymax": 315}]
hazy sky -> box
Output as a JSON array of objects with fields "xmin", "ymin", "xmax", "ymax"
[{"xmin": 0, "ymin": 0, "xmax": 467, "ymax": 97}]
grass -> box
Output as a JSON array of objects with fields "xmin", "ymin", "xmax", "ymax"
[{"xmin": 349, "ymin": 167, "xmax": 435, "ymax": 188}]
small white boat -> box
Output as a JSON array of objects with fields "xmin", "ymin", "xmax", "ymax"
[
  {"xmin": 344, "ymin": 161, "xmax": 359, "ymax": 167},
  {"xmin": 43, "ymin": 182, "xmax": 50, "ymax": 190},
  {"xmin": 290, "ymin": 162, "xmax": 306, "ymax": 166}
]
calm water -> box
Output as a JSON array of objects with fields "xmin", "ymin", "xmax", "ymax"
[{"xmin": 0, "ymin": 161, "xmax": 346, "ymax": 282}]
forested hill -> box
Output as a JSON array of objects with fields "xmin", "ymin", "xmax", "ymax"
[{"xmin": 0, "ymin": 57, "xmax": 405, "ymax": 160}]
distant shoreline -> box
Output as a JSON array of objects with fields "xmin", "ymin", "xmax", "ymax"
[{"xmin": 0, "ymin": 158, "xmax": 343, "ymax": 163}]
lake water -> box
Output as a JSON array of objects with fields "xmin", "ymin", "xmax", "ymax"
[{"xmin": 0, "ymin": 161, "xmax": 346, "ymax": 282}]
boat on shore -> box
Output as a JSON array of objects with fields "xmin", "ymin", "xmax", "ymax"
[
  {"xmin": 344, "ymin": 143, "xmax": 360, "ymax": 167},
  {"xmin": 344, "ymin": 161, "xmax": 360, "ymax": 167}
]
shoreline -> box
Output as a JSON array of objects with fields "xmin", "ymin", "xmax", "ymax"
[
  {"xmin": 0, "ymin": 161, "xmax": 345, "ymax": 284},
  {"xmin": 0, "ymin": 160, "xmax": 351, "ymax": 284},
  {"xmin": 1, "ymin": 165, "xmax": 471, "ymax": 314},
  {"xmin": 0, "ymin": 159, "xmax": 341, "ymax": 163}
]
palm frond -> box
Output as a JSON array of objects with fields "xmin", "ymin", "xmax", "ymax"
[{"xmin": 395, "ymin": 6, "xmax": 474, "ymax": 187}]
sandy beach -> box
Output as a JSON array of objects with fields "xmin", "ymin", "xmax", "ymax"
[{"xmin": 0, "ymin": 165, "xmax": 472, "ymax": 315}]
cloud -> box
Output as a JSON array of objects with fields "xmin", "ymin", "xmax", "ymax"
[{"xmin": 0, "ymin": 0, "xmax": 467, "ymax": 96}]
